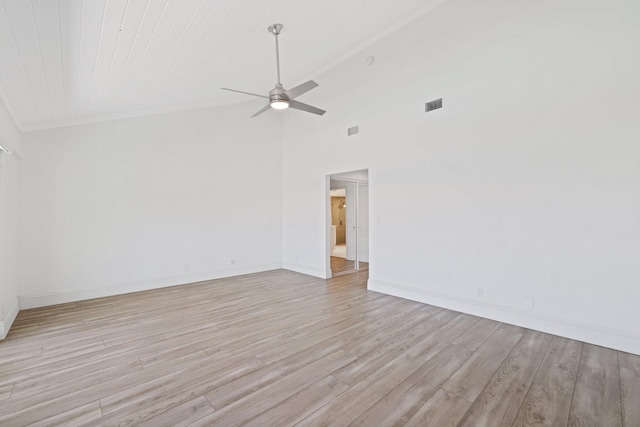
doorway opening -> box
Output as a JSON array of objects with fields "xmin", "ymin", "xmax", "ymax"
[{"xmin": 327, "ymin": 169, "xmax": 369, "ymax": 277}]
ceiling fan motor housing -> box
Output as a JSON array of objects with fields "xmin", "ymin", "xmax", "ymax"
[{"xmin": 269, "ymin": 84, "xmax": 290, "ymax": 104}]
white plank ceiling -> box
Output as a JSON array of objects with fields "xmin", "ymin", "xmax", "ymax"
[{"xmin": 0, "ymin": 0, "xmax": 444, "ymax": 131}]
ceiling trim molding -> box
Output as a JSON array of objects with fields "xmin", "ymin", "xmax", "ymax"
[{"xmin": 19, "ymin": 97, "xmax": 268, "ymax": 133}]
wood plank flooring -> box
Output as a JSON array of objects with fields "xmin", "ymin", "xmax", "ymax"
[
  {"xmin": 330, "ymin": 256, "xmax": 368, "ymax": 276},
  {"xmin": 0, "ymin": 269, "xmax": 638, "ymax": 426}
]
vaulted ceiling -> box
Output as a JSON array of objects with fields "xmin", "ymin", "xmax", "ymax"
[{"xmin": 0, "ymin": 0, "xmax": 444, "ymax": 131}]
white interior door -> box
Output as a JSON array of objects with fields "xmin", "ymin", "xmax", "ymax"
[
  {"xmin": 357, "ymin": 184, "xmax": 369, "ymax": 263},
  {"xmin": 345, "ymin": 183, "xmax": 356, "ymax": 261}
]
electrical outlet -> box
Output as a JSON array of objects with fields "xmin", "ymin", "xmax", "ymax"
[
  {"xmin": 184, "ymin": 263, "xmax": 190, "ymax": 272},
  {"xmin": 476, "ymin": 288, "xmax": 484, "ymax": 298}
]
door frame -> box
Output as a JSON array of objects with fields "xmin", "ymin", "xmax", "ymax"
[{"xmin": 326, "ymin": 170, "xmax": 369, "ymax": 278}]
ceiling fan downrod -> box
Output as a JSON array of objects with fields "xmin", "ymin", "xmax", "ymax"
[{"xmin": 268, "ymin": 24, "xmax": 283, "ymax": 86}]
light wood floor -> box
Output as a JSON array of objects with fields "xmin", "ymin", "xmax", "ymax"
[
  {"xmin": 330, "ymin": 256, "xmax": 369, "ymax": 276},
  {"xmin": 1, "ymin": 269, "xmax": 638, "ymax": 426}
]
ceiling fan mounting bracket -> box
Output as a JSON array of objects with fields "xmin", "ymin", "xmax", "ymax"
[{"xmin": 268, "ymin": 24, "xmax": 283, "ymax": 36}]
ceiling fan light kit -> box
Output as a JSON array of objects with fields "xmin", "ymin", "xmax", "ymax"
[
  {"xmin": 221, "ymin": 23, "xmax": 326, "ymax": 117},
  {"xmin": 269, "ymin": 84, "xmax": 290, "ymax": 110},
  {"xmin": 270, "ymin": 100, "xmax": 290, "ymax": 110}
]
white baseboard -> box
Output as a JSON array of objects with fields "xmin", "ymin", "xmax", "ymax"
[
  {"xmin": 0, "ymin": 298, "xmax": 19, "ymax": 340},
  {"xmin": 19, "ymin": 263, "xmax": 282, "ymax": 310},
  {"xmin": 368, "ymin": 279, "xmax": 640, "ymax": 356},
  {"xmin": 282, "ymin": 262, "xmax": 329, "ymax": 279}
]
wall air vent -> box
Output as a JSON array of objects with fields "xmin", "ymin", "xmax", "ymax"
[
  {"xmin": 425, "ymin": 98, "xmax": 443, "ymax": 112},
  {"xmin": 347, "ymin": 125, "xmax": 359, "ymax": 136}
]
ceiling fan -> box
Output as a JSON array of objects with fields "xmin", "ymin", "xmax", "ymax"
[{"xmin": 221, "ymin": 24, "xmax": 326, "ymax": 118}]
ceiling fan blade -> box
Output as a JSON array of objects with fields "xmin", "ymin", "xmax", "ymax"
[
  {"xmin": 221, "ymin": 88, "xmax": 269, "ymax": 99},
  {"xmin": 289, "ymin": 100, "xmax": 326, "ymax": 116},
  {"xmin": 251, "ymin": 104, "xmax": 272, "ymax": 117},
  {"xmin": 285, "ymin": 80, "xmax": 318, "ymax": 100}
]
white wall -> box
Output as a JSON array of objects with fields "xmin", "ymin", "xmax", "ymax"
[
  {"xmin": 282, "ymin": 0, "xmax": 640, "ymax": 354},
  {"xmin": 19, "ymin": 102, "xmax": 283, "ymax": 308},
  {"xmin": 0, "ymin": 97, "xmax": 21, "ymax": 338}
]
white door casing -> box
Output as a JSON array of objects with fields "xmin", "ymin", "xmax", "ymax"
[{"xmin": 357, "ymin": 183, "xmax": 369, "ymax": 263}]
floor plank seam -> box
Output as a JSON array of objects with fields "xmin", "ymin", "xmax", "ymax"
[
  {"xmin": 329, "ymin": 374, "xmax": 350, "ymax": 389},
  {"xmin": 510, "ymin": 335, "xmax": 552, "ymax": 427},
  {"xmin": 566, "ymin": 343, "xmax": 585, "ymax": 426},
  {"xmin": 450, "ymin": 329, "xmax": 520, "ymax": 407},
  {"xmin": 467, "ymin": 322, "xmax": 504, "ymax": 352},
  {"xmin": 203, "ymin": 393, "xmax": 217, "ymax": 412},
  {"xmin": 137, "ymin": 357, "xmax": 147, "ymax": 369},
  {"xmin": 617, "ymin": 351, "xmax": 625, "ymax": 426},
  {"xmin": 361, "ymin": 345, "xmax": 456, "ymax": 422},
  {"xmin": 340, "ymin": 348, "xmax": 358, "ymax": 358}
]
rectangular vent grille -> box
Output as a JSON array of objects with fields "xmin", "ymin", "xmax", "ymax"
[
  {"xmin": 347, "ymin": 125, "xmax": 359, "ymax": 136},
  {"xmin": 425, "ymin": 98, "xmax": 443, "ymax": 112}
]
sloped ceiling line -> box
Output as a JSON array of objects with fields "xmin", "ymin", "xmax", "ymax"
[{"xmin": 0, "ymin": 0, "xmax": 445, "ymax": 132}]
